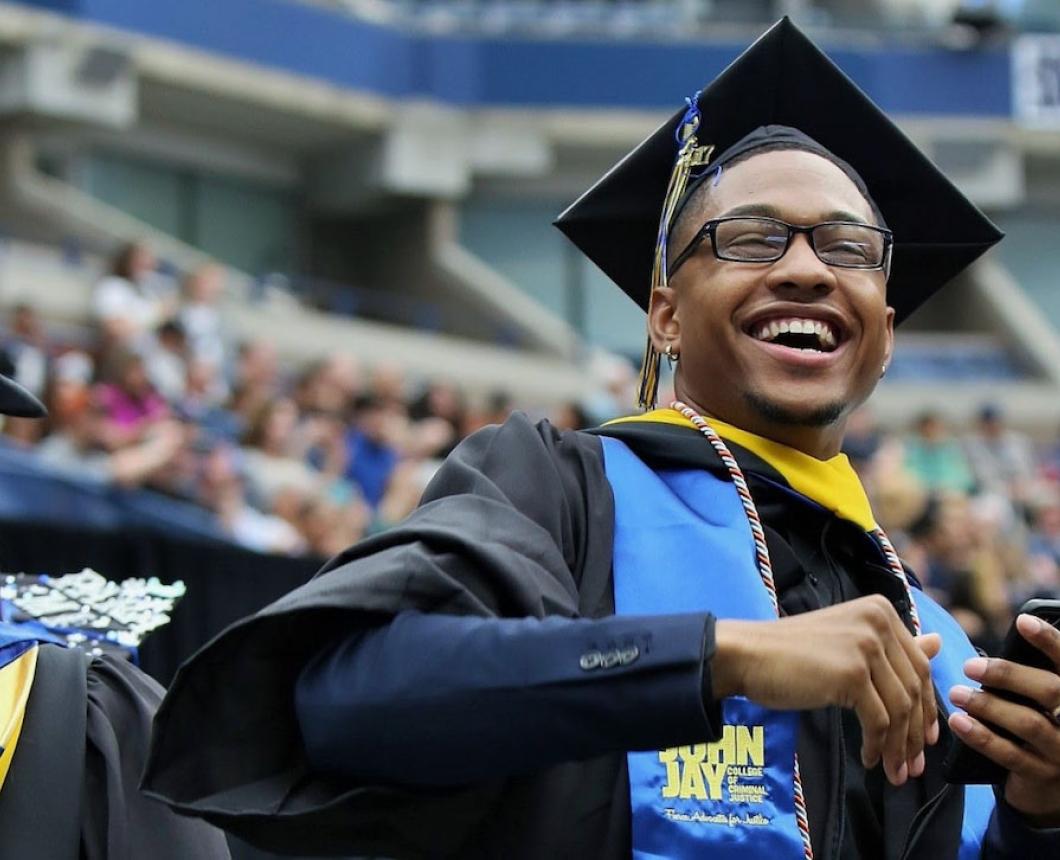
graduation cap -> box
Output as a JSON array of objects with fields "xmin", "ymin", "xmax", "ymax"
[
  {"xmin": 0, "ymin": 374, "xmax": 45, "ymax": 419},
  {"xmin": 555, "ymin": 17, "xmax": 1003, "ymax": 408}
]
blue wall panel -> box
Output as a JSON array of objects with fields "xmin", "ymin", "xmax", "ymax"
[{"xmin": 12, "ymin": 0, "xmax": 1012, "ymax": 116}]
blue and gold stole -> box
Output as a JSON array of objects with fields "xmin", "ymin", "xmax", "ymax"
[
  {"xmin": 0, "ymin": 623, "xmax": 54, "ymax": 794},
  {"xmin": 599, "ymin": 409, "xmax": 994, "ymax": 860}
]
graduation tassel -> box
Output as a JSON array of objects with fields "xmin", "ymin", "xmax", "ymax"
[{"xmin": 637, "ymin": 93, "xmax": 713, "ymax": 411}]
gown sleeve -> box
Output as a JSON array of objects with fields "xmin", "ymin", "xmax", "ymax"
[
  {"xmin": 294, "ymin": 610, "xmax": 716, "ymax": 786},
  {"xmin": 142, "ymin": 413, "xmax": 619, "ymax": 857}
]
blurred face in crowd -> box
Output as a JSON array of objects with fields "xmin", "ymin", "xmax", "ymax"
[
  {"xmin": 650, "ymin": 149, "xmax": 893, "ymax": 458},
  {"xmin": 916, "ymin": 414, "xmax": 947, "ymax": 443},
  {"xmin": 357, "ymin": 402, "xmax": 390, "ymax": 443},
  {"xmin": 119, "ymin": 355, "xmax": 152, "ymax": 397},
  {"xmin": 239, "ymin": 341, "xmax": 278, "ymax": 387},
  {"xmin": 184, "ymin": 264, "xmax": 224, "ymax": 304},
  {"xmin": 426, "ymin": 382, "xmax": 462, "ymax": 422},
  {"xmin": 124, "ymin": 243, "xmax": 157, "ymax": 281},
  {"xmin": 263, "ymin": 399, "xmax": 299, "ymax": 452},
  {"xmin": 12, "ymin": 305, "xmax": 41, "ymax": 341}
]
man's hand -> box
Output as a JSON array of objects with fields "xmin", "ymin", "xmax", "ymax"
[
  {"xmin": 713, "ymin": 595, "xmax": 941, "ymax": 787},
  {"xmin": 946, "ymin": 614, "xmax": 1060, "ymax": 826}
]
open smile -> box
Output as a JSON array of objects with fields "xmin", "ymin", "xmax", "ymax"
[{"xmin": 743, "ymin": 314, "xmax": 851, "ymax": 367}]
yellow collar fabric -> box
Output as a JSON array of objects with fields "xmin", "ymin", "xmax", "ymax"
[
  {"xmin": 605, "ymin": 408, "xmax": 878, "ymax": 532},
  {"xmin": 0, "ymin": 645, "xmax": 39, "ymax": 793}
]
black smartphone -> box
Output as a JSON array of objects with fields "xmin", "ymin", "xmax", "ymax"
[{"xmin": 943, "ymin": 598, "xmax": 1060, "ymax": 785}]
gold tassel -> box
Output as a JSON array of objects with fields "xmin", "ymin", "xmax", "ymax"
[{"xmin": 636, "ymin": 110, "xmax": 714, "ymax": 410}]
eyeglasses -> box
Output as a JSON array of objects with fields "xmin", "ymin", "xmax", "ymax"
[{"xmin": 668, "ymin": 216, "xmax": 893, "ymax": 277}]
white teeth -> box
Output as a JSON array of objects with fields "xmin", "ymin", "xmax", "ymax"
[{"xmin": 750, "ymin": 317, "xmax": 840, "ymax": 350}]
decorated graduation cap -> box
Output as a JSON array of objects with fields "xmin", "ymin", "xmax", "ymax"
[
  {"xmin": 555, "ymin": 16, "xmax": 1003, "ymax": 408},
  {"xmin": 0, "ymin": 374, "xmax": 45, "ymax": 418}
]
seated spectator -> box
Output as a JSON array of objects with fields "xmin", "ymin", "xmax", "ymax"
[
  {"xmin": 3, "ymin": 303, "xmax": 48, "ymax": 401},
  {"xmin": 0, "ymin": 305, "xmax": 50, "ymax": 446},
  {"xmin": 91, "ymin": 242, "xmax": 175, "ymax": 357},
  {"xmin": 146, "ymin": 320, "xmax": 189, "ymax": 404},
  {"xmin": 372, "ymin": 459, "xmax": 440, "ymax": 533},
  {"xmin": 901, "ymin": 411, "xmax": 975, "ymax": 494},
  {"xmin": 36, "ymin": 399, "xmax": 185, "ymax": 489},
  {"xmin": 841, "ymin": 406, "xmax": 882, "ymax": 477},
  {"xmin": 240, "ymin": 398, "xmax": 322, "ymax": 509},
  {"xmin": 93, "ymin": 350, "xmax": 170, "ymax": 450},
  {"xmin": 345, "ymin": 394, "xmax": 401, "ymax": 510},
  {"xmin": 294, "ymin": 354, "xmax": 360, "ymax": 418},
  {"xmin": 179, "ymin": 263, "xmax": 229, "ymax": 373},
  {"xmin": 297, "ymin": 494, "xmax": 370, "ymax": 559},
  {"xmin": 409, "ymin": 380, "xmax": 465, "ymax": 457},
  {"xmin": 962, "ymin": 403, "xmax": 1036, "ymax": 508},
  {"xmin": 230, "ymin": 339, "xmax": 281, "ymax": 425},
  {"xmin": 197, "ymin": 441, "xmax": 305, "ymax": 555},
  {"xmin": 176, "ymin": 358, "xmax": 242, "ymax": 441},
  {"xmin": 368, "ymin": 362, "xmax": 408, "ymax": 414}
]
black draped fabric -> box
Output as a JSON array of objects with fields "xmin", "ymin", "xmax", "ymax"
[
  {"xmin": 0, "ymin": 644, "xmax": 230, "ymax": 858},
  {"xmin": 144, "ymin": 414, "xmax": 969, "ymax": 859},
  {"xmin": 144, "ymin": 415, "xmax": 617, "ymax": 858}
]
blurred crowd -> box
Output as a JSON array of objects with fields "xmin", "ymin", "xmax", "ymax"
[
  {"xmin": 844, "ymin": 405, "xmax": 1060, "ymax": 652},
  {"xmin": 0, "ymin": 242, "xmax": 599, "ymax": 560},
  {"xmin": 0, "ymin": 241, "xmax": 1056, "ymax": 649}
]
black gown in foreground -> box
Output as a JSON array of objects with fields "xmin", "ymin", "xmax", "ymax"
[{"xmin": 0, "ymin": 644, "xmax": 231, "ymax": 859}]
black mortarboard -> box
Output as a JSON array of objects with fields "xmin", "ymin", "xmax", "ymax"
[
  {"xmin": 0, "ymin": 375, "xmax": 46, "ymax": 418},
  {"xmin": 554, "ymin": 17, "xmax": 1003, "ymax": 405}
]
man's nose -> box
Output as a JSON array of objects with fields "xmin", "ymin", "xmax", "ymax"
[{"xmin": 766, "ymin": 232, "xmax": 838, "ymax": 295}]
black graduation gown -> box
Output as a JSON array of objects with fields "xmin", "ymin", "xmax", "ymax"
[
  {"xmin": 142, "ymin": 414, "xmax": 981, "ymax": 859},
  {"xmin": 0, "ymin": 644, "xmax": 231, "ymax": 859}
]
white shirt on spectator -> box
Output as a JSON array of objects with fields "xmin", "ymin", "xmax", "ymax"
[
  {"xmin": 92, "ymin": 274, "xmax": 172, "ymax": 348},
  {"xmin": 180, "ymin": 303, "xmax": 227, "ymax": 370}
]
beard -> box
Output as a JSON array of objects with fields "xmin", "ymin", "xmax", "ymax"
[{"xmin": 744, "ymin": 390, "xmax": 845, "ymax": 428}]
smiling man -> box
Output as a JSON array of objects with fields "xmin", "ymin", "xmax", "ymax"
[{"xmin": 144, "ymin": 19, "xmax": 1060, "ymax": 860}]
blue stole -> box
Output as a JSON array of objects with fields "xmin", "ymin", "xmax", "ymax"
[
  {"xmin": 600, "ymin": 436, "xmax": 994, "ymax": 860},
  {"xmin": 0, "ymin": 621, "xmax": 63, "ymax": 671}
]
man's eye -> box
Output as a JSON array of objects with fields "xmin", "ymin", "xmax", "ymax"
[
  {"xmin": 728, "ymin": 233, "xmax": 783, "ymax": 247},
  {"xmin": 821, "ymin": 240, "xmax": 873, "ymax": 261}
]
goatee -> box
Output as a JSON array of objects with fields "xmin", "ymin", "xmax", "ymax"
[{"xmin": 744, "ymin": 391, "xmax": 845, "ymax": 428}]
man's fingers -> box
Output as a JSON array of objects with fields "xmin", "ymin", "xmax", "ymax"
[
  {"xmin": 915, "ymin": 633, "xmax": 943, "ymax": 746},
  {"xmin": 1016, "ymin": 614, "xmax": 1060, "ymax": 670},
  {"xmin": 854, "ymin": 684, "xmax": 889, "ymax": 771},
  {"xmin": 916, "ymin": 632, "xmax": 942, "ymax": 660},
  {"xmin": 949, "ymin": 686, "xmax": 1060, "ymax": 760},
  {"xmin": 885, "ymin": 635, "xmax": 927, "ymax": 769},
  {"xmin": 948, "ymin": 712, "xmax": 1059, "ymax": 783},
  {"xmin": 963, "ymin": 656, "xmax": 1060, "ymax": 713},
  {"xmin": 870, "ymin": 653, "xmax": 914, "ymax": 785}
]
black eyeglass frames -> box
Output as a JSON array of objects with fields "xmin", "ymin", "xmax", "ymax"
[{"xmin": 668, "ymin": 216, "xmax": 893, "ymax": 277}]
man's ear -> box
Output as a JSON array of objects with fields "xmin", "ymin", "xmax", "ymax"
[
  {"xmin": 647, "ymin": 286, "xmax": 680, "ymax": 352},
  {"xmin": 882, "ymin": 305, "xmax": 896, "ymax": 371}
]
